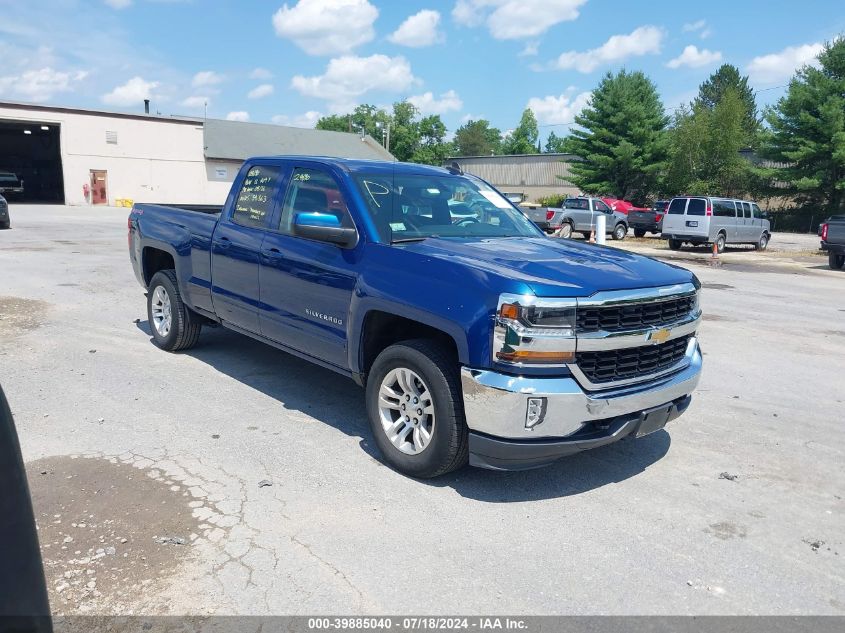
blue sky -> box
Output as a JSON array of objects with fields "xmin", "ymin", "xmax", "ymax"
[{"xmin": 1, "ymin": 0, "xmax": 842, "ymax": 143}]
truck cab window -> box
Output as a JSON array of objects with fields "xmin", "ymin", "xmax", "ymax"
[
  {"xmin": 231, "ymin": 165, "xmax": 281, "ymax": 228},
  {"xmin": 279, "ymin": 167, "xmax": 352, "ymax": 234}
]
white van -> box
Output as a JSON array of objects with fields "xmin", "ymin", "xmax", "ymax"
[{"xmin": 661, "ymin": 196, "xmax": 771, "ymax": 253}]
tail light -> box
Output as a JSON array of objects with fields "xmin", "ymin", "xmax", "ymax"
[
  {"xmin": 821, "ymin": 223, "xmax": 829, "ymax": 241},
  {"xmin": 546, "ymin": 210, "xmax": 555, "ymax": 221},
  {"xmin": 127, "ymin": 215, "xmax": 133, "ymax": 249},
  {"xmin": 655, "ymin": 213, "xmax": 663, "ymax": 222},
  {"xmin": 705, "ymin": 205, "xmax": 712, "ymax": 216}
]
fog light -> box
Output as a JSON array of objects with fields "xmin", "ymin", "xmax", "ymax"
[{"xmin": 525, "ymin": 397, "xmax": 547, "ymax": 430}]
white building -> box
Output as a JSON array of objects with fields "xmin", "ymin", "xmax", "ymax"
[{"xmin": 0, "ymin": 101, "xmax": 393, "ymax": 206}]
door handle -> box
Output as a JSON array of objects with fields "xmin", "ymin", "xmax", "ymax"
[
  {"xmin": 216, "ymin": 237, "xmax": 231, "ymax": 250},
  {"xmin": 262, "ymin": 247, "xmax": 283, "ymax": 259}
]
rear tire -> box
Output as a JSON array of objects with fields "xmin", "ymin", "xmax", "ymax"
[
  {"xmin": 581, "ymin": 232, "xmax": 591, "ymax": 240},
  {"xmin": 668, "ymin": 239, "xmax": 682, "ymax": 251},
  {"xmin": 146, "ymin": 270, "xmax": 202, "ymax": 351},
  {"xmin": 366, "ymin": 339, "xmax": 468, "ymax": 478},
  {"xmin": 755, "ymin": 233, "xmax": 769, "ymax": 251},
  {"xmin": 830, "ymin": 251, "xmax": 845, "ymax": 270},
  {"xmin": 633, "ymin": 229, "xmax": 646, "ymax": 238},
  {"xmin": 555, "ymin": 222, "xmax": 573, "ymax": 239},
  {"xmin": 714, "ymin": 233, "xmax": 726, "ymax": 254}
]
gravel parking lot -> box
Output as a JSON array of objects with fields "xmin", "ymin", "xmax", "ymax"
[{"xmin": 1, "ymin": 205, "xmax": 844, "ymax": 615}]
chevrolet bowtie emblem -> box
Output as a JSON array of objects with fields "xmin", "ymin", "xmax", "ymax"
[{"xmin": 648, "ymin": 328, "xmax": 671, "ymax": 344}]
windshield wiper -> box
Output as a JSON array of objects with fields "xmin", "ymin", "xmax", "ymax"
[{"xmin": 391, "ymin": 236, "xmax": 431, "ymax": 244}]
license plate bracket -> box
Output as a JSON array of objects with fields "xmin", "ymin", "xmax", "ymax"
[{"xmin": 635, "ymin": 404, "xmax": 673, "ymax": 438}]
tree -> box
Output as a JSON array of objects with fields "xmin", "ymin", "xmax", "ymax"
[
  {"xmin": 544, "ymin": 131, "xmax": 567, "ymax": 153},
  {"xmin": 314, "ymin": 101, "xmax": 452, "ymax": 165},
  {"xmin": 501, "ymin": 108, "xmax": 539, "ymax": 155},
  {"xmin": 664, "ymin": 88, "xmax": 757, "ymax": 197},
  {"xmin": 695, "ymin": 64, "xmax": 759, "ymax": 140},
  {"xmin": 761, "ymin": 38, "xmax": 845, "ymax": 214},
  {"xmin": 453, "ymin": 119, "xmax": 502, "ymax": 156},
  {"xmin": 412, "ymin": 115, "xmax": 452, "ymax": 165},
  {"xmin": 563, "ymin": 70, "xmax": 668, "ymax": 204}
]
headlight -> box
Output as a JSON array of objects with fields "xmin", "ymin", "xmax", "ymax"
[{"xmin": 494, "ymin": 294, "xmax": 576, "ymax": 365}]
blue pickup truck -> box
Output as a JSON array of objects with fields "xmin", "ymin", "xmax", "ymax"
[{"xmin": 129, "ymin": 156, "xmax": 702, "ymax": 477}]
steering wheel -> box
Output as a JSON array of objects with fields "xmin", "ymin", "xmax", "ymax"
[{"xmin": 455, "ymin": 217, "xmax": 480, "ymax": 227}]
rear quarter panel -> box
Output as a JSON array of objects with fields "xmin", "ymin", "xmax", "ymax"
[{"xmin": 131, "ymin": 205, "xmax": 218, "ymax": 313}]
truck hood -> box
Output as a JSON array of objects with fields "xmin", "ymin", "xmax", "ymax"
[{"xmin": 400, "ymin": 236, "xmax": 692, "ymax": 297}]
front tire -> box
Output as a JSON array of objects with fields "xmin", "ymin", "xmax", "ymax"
[
  {"xmin": 366, "ymin": 340, "xmax": 468, "ymax": 478},
  {"xmin": 755, "ymin": 233, "xmax": 769, "ymax": 251},
  {"xmin": 611, "ymin": 223, "xmax": 627, "ymax": 241},
  {"xmin": 146, "ymin": 270, "xmax": 202, "ymax": 351},
  {"xmin": 830, "ymin": 251, "xmax": 845, "ymax": 270}
]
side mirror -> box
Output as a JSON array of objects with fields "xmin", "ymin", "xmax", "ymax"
[{"xmin": 293, "ymin": 212, "xmax": 358, "ymax": 248}]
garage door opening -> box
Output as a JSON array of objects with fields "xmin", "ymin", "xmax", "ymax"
[{"xmin": 0, "ymin": 119, "xmax": 64, "ymax": 203}]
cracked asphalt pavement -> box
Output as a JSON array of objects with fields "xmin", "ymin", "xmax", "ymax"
[{"xmin": 1, "ymin": 205, "xmax": 844, "ymax": 615}]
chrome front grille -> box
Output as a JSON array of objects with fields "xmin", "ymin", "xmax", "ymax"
[
  {"xmin": 576, "ymin": 335, "xmax": 692, "ymax": 385},
  {"xmin": 576, "ymin": 295, "xmax": 695, "ymax": 333}
]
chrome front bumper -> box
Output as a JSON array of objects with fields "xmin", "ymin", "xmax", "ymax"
[{"xmin": 460, "ymin": 338, "xmax": 702, "ymax": 469}]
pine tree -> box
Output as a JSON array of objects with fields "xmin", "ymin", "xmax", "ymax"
[
  {"xmin": 762, "ymin": 38, "xmax": 845, "ymax": 213},
  {"xmin": 695, "ymin": 64, "xmax": 759, "ymax": 139},
  {"xmin": 544, "ymin": 131, "xmax": 567, "ymax": 153},
  {"xmin": 563, "ymin": 70, "xmax": 668, "ymax": 204},
  {"xmin": 453, "ymin": 120, "xmax": 502, "ymax": 156}
]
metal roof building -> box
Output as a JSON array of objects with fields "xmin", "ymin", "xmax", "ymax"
[
  {"xmin": 0, "ymin": 100, "xmax": 392, "ymax": 206},
  {"xmin": 449, "ymin": 153, "xmax": 581, "ymax": 202}
]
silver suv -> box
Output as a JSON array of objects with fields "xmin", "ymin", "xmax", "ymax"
[{"xmin": 661, "ymin": 196, "xmax": 771, "ymax": 253}]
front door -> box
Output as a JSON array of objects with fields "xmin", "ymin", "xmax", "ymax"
[
  {"xmin": 259, "ymin": 165, "xmax": 358, "ymax": 369},
  {"xmin": 90, "ymin": 170, "xmax": 107, "ymax": 205},
  {"xmin": 593, "ymin": 199, "xmax": 612, "ymax": 232},
  {"xmin": 210, "ymin": 164, "xmax": 283, "ymax": 334}
]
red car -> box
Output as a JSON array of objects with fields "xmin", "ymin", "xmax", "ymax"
[{"xmin": 601, "ymin": 198, "xmax": 650, "ymax": 216}]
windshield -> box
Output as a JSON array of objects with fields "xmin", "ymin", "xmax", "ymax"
[{"xmin": 354, "ymin": 172, "xmax": 542, "ymax": 243}]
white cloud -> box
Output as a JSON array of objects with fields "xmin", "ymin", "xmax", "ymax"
[
  {"xmin": 552, "ymin": 25, "xmax": 664, "ymax": 73},
  {"xmin": 291, "ymin": 54, "xmax": 418, "ymax": 107},
  {"xmin": 747, "ymin": 42, "xmax": 824, "ymax": 86},
  {"xmin": 249, "ymin": 67, "xmax": 273, "ymax": 80},
  {"xmin": 459, "ymin": 113, "xmax": 486, "ymax": 124},
  {"xmin": 452, "ymin": 0, "xmax": 586, "ymax": 40},
  {"xmin": 226, "ymin": 111, "xmax": 250, "ymax": 122},
  {"xmin": 272, "ymin": 0, "xmax": 378, "ymax": 56},
  {"xmin": 388, "ymin": 10, "xmax": 442, "ymax": 48},
  {"xmin": 104, "ymin": 0, "xmax": 132, "ymax": 9},
  {"xmin": 0, "ymin": 67, "xmax": 87, "ymax": 102},
  {"xmin": 180, "ymin": 95, "xmax": 209, "ymax": 109},
  {"xmin": 527, "ymin": 90, "xmax": 591, "ymax": 125},
  {"xmin": 682, "ymin": 19, "xmax": 710, "ymax": 38},
  {"xmin": 666, "ymin": 45, "xmax": 722, "ymax": 69},
  {"xmin": 191, "ymin": 70, "xmax": 224, "ymax": 88},
  {"xmin": 519, "ymin": 41, "xmax": 539, "ymax": 57},
  {"xmin": 248, "ymin": 83, "xmax": 274, "ymax": 99},
  {"xmin": 102, "ymin": 76, "xmax": 159, "ymax": 106},
  {"xmin": 408, "ymin": 90, "xmax": 463, "ymax": 115},
  {"xmin": 272, "ymin": 111, "xmax": 323, "ymax": 128}
]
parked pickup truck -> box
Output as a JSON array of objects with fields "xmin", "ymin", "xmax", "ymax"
[
  {"xmin": 129, "ymin": 157, "xmax": 703, "ymax": 477},
  {"xmin": 628, "ymin": 200, "xmax": 668, "ymax": 237},
  {"xmin": 820, "ymin": 216, "xmax": 845, "ymax": 270},
  {"xmin": 525, "ymin": 197, "xmax": 629, "ymax": 240}
]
